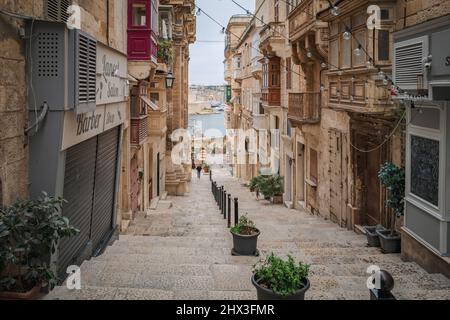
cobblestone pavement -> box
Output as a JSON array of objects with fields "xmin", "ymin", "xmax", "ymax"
[{"xmin": 47, "ymin": 168, "xmax": 450, "ymax": 300}]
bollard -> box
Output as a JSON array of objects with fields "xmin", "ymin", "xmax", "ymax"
[
  {"xmin": 210, "ymin": 170, "xmax": 212, "ymax": 181},
  {"xmin": 369, "ymin": 270, "xmax": 396, "ymax": 300},
  {"xmin": 223, "ymin": 191, "xmax": 227, "ymax": 220},
  {"xmin": 227, "ymin": 194, "xmax": 231, "ymax": 228},
  {"xmin": 220, "ymin": 187, "xmax": 224, "ymax": 211},
  {"xmin": 234, "ymin": 198, "xmax": 239, "ymax": 226},
  {"xmin": 213, "ymin": 182, "xmax": 217, "ymax": 202}
]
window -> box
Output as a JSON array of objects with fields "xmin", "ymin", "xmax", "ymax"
[
  {"xmin": 274, "ymin": 0, "xmax": 279, "ymax": 23},
  {"xmin": 132, "ymin": 3, "xmax": 147, "ymax": 27},
  {"xmin": 286, "ymin": 57, "xmax": 292, "ymax": 89},
  {"xmin": 377, "ymin": 30, "xmax": 390, "ymax": 61},
  {"xmin": 151, "ymin": 0, "xmax": 158, "ymax": 34},
  {"xmin": 310, "ymin": 149, "xmax": 318, "ymax": 184}
]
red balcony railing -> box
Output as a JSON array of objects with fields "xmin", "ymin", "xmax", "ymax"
[
  {"xmin": 288, "ymin": 92, "xmax": 321, "ymax": 124},
  {"xmin": 131, "ymin": 115, "xmax": 149, "ymax": 146}
]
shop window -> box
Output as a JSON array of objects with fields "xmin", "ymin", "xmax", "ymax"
[
  {"xmin": 310, "ymin": 149, "xmax": 318, "ymax": 184},
  {"xmin": 410, "ymin": 135, "xmax": 439, "ymax": 207}
]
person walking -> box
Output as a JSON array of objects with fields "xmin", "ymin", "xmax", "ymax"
[{"xmin": 196, "ymin": 165, "xmax": 203, "ymax": 179}]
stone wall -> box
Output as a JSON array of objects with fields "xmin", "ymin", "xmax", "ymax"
[{"xmin": 0, "ymin": 0, "xmax": 43, "ymax": 206}]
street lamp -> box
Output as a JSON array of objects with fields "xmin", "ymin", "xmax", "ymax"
[{"xmin": 165, "ymin": 72, "xmax": 175, "ymax": 89}]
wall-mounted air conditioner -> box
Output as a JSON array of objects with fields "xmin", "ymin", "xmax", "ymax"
[
  {"xmin": 393, "ymin": 35, "xmax": 429, "ymax": 96},
  {"xmin": 27, "ymin": 21, "xmax": 97, "ymax": 115}
]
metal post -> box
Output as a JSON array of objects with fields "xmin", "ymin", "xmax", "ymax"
[
  {"xmin": 210, "ymin": 170, "xmax": 212, "ymax": 181},
  {"xmin": 223, "ymin": 191, "xmax": 227, "ymax": 219},
  {"xmin": 234, "ymin": 198, "xmax": 239, "ymax": 226},
  {"xmin": 369, "ymin": 270, "xmax": 396, "ymax": 300},
  {"xmin": 227, "ymin": 194, "xmax": 231, "ymax": 228},
  {"xmin": 220, "ymin": 187, "xmax": 223, "ymax": 210}
]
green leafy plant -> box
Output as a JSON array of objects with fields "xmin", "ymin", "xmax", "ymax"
[
  {"xmin": 253, "ymin": 253, "xmax": 310, "ymax": 296},
  {"xmin": 258, "ymin": 175, "xmax": 284, "ymax": 198},
  {"xmin": 231, "ymin": 215, "xmax": 258, "ymax": 236},
  {"xmin": 249, "ymin": 175, "xmax": 265, "ymax": 192},
  {"xmin": 203, "ymin": 163, "xmax": 210, "ymax": 170},
  {"xmin": 378, "ymin": 162, "xmax": 405, "ymax": 235},
  {"xmin": 0, "ymin": 193, "xmax": 79, "ymax": 293},
  {"xmin": 157, "ymin": 38, "xmax": 173, "ymax": 64}
]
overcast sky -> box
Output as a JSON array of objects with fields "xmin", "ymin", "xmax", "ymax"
[{"xmin": 189, "ymin": 0, "xmax": 255, "ymax": 86}]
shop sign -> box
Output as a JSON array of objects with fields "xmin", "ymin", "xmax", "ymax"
[
  {"xmin": 62, "ymin": 102, "xmax": 126, "ymax": 150},
  {"xmin": 96, "ymin": 43, "xmax": 128, "ymax": 105}
]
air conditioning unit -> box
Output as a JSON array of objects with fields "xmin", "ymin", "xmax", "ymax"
[
  {"xmin": 44, "ymin": 0, "xmax": 72, "ymax": 23},
  {"xmin": 393, "ymin": 35, "xmax": 429, "ymax": 97},
  {"xmin": 26, "ymin": 21, "xmax": 97, "ymax": 115}
]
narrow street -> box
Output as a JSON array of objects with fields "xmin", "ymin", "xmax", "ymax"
[{"xmin": 47, "ymin": 168, "xmax": 450, "ymax": 300}]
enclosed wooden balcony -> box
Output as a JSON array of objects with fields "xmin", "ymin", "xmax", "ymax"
[
  {"xmin": 261, "ymin": 88, "xmax": 281, "ymax": 107},
  {"xmin": 131, "ymin": 115, "xmax": 149, "ymax": 146},
  {"xmin": 288, "ymin": 92, "xmax": 321, "ymax": 124}
]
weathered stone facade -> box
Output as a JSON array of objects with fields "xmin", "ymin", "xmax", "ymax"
[{"xmin": 0, "ymin": 1, "xmax": 43, "ymax": 207}]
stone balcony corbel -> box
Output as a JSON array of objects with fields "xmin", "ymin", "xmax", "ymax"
[
  {"xmin": 315, "ymin": 23, "xmax": 329, "ymax": 60},
  {"xmin": 291, "ymin": 40, "xmax": 308, "ymax": 66}
]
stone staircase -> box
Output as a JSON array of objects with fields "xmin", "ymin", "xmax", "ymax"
[{"xmin": 46, "ymin": 169, "xmax": 450, "ymax": 300}]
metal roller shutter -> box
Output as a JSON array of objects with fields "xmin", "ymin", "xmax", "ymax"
[
  {"xmin": 91, "ymin": 127, "xmax": 119, "ymax": 253},
  {"xmin": 58, "ymin": 136, "xmax": 97, "ymax": 277}
]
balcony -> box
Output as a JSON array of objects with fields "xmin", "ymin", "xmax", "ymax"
[
  {"xmin": 251, "ymin": 58, "xmax": 262, "ymax": 78},
  {"xmin": 233, "ymin": 69, "xmax": 242, "ymax": 81},
  {"xmin": 253, "ymin": 114, "xmax": 268, "ymax": 131},
  {"xmin": 262, "ymin": 88, "xmax": 281, "ymax": 107},
  {"xmin": 288, "ymin": 92, "xmax": 321, "ymax": 125},
  {"xmin": 148, "ymin": 107, "xmax": 167, "ymax": 137},
  {"xmin": 260, "ymin": 23, "xmax": 286, "ymax": 46},
  {"xmin": 131, "ymin": 115, "xmax": 149, "ymax": 146}
]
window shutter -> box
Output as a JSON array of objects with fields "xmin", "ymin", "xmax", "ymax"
[
  {"xmin": 45, "ymin": 0, "xmax": 71, "ymax": 23},
  {"xmin": 76, "ymin": 31, "xmax": 97, "ymax": 113},
  {"xmin": 394, "ymin": 36, "xmax": 428, "ymax": 91}
]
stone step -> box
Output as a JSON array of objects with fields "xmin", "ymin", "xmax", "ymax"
[
  {"xmin": 44, "ymin": 286, "xmax": 173, "ymax": 300},
  {"xmin": 91, "ymin": 252, "xmax": 259, "ymax": 266},
  {"xmin": 104, "ymin": 245, "xmax": 232, "ymax": 256}
]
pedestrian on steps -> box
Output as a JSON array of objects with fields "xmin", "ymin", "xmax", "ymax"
[{"xmin": 196, "ymin": 165, "xmax": 203, "ymax": 179}]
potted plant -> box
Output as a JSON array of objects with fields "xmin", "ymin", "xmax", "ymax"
[
  {"xmin": 203, "ymin": 163, "xmax": 210, "ymax": 174},
  {"xmin": 0, "ymin": 193, "xmax": 79, "ymax": 300},
  {"xmin": 230, "ymin": 215, "xmax": 260, "ymax": 256},
  {"xmin": 376, "ymin": 162, "xmax": 405, "ymax": 253},
  {"xmin": 258, "ymin": 175, "xmax": 284, "ymax": 204},
  {"xmin": 252, "ymin": 253, "xmax": 310, "ymax": 300},
  {"xmin": 363, "ymin": 224, "xmax": 386, "ymax": 247},
  {"xmin": 249, "ymin": 175, "xmax": 264, "ymax": 193},
  {"xmin": 157, "ymin": 38, "xmax": 173, "ymax": 64}
]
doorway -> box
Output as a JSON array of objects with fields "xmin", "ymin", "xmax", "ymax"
[{"xmin": 296, "ymin": 142, "xmax": 305, "ymax": 207}]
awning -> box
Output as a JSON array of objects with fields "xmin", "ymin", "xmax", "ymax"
[{"xmin": 141, "ymin": 96, "xmax": 159, "ymax": 111}]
